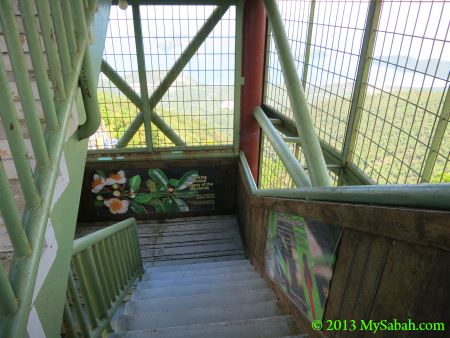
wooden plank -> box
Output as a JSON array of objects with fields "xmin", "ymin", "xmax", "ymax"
[
  {"xmin": 138, "ymin": 232, "xmax": 240, "ymax": 245},
  {"xmin": 141, "ymin": 242, "xmax": 244, "ymax": 257},
  {"xmin": 365, "ymin": 241, "xmax": 441, "ymax": 337}
]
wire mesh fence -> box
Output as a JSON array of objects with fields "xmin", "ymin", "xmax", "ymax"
[
  {"xmin": 262, "ymin": 0, "xmax": 450, "ymax": 186},
  {"xmin": 89, "ymin": 4, "xmax": 236, "ymax": 150}
]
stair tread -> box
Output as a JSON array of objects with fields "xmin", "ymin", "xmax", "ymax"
[
  {"xmin": 132, "ymin": 278, "xmax": 267, "ymax": 299},
  {"xmin": 143, "ymin": 263, "xmax": 254, "ymax": 280},
  {"xmin": 138, "ymin": 270, "xmax": 260, "ymax": 288},
  {"xmin": 116, "ymin": 300, "xmax": 282, "ymax": 331},
  {"xmin": 125, "ymin": 288, "xmax": 276, "ymax": 314},
  {"xmin": 144, "ymin": 258, "xmax": 250, "ymax": 272},
  {"xmin": 109, "ymin": 316, "xmax": 298, "ymax": 338}
]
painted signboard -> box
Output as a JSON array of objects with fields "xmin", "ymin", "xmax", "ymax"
[{"xmin": 265, "ymin": 211, "xmax": 342, "ymax": 322}]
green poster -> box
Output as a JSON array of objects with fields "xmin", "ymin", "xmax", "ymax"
[{"xmin": 265, "ymin": 211, "xmax": 341, "ymax": 322}]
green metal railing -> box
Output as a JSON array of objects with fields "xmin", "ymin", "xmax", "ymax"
[
  {"xmin": 0, "ymin": 1, "xmax": 101, "ymax": 336},
  {"xmin": 63, "ymin": 218, "xmax": 143, "ymax": 338}
]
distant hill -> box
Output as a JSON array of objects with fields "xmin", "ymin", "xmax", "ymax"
[{"xmin": 378, "ymin": 56, "xmax": 450, "ymax": 80}]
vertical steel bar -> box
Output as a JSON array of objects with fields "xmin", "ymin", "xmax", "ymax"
[
  {"xmin": 49, "ymin": 0, "xmax": 72, "ymax": 76},
  {"xmin": 342, "ymin": 0, "xmax": 381, "ymax": 165},
  {"xmin": 35, "ymin": 0, "xmax": 65, "ymax": 100},
  {"xmin": 61, "ymin": 0, "xmax": 78, "ymax": 64},
  {"xmin": 301, "ymin": 0, "xmax": 316, "ymax": 88},
  {"xmin": 112, "ymin": 234, "xmax": 127, "ymax": 287},
  {"xmin": 117, "ymin": 5, "xmax": 230, "ymax": 147},
  {"xmin": 19, "ymin": 0, "xmax": 59, "ymax": 132},
  {"xmin": 420, "ymin": 87, "xmax": 450, "ymax": 182},
  {"xmin": 0, "ymin": 54, "xmax": 40, "ymax": 208},
  {"xmin": 105, "ymin": 237, "xmax": 120, "ymax": 295},
  {"xmin": 91, "ymin": 245, "xmax": 111, "ymax": 308},
  {"xmin": 67, "ymin": 271, "xmax": 90, "ymax": 337},
  {"xmin": 71, "ymin": 0, "xmax": 88, "ymax": 46},
  {"xmin": 0, "ymin": 265, "xmax": 18, "ymax": 315},
  {"xmin": 98, "ymin": 241, "xmax": 115, "ymax": 302},
  {"xmin": 124, "ymin": 227, "xmax": 137, "ymax": 274},
  {"xmin": 132, "ymin": 5, "xmax": 153, "ymax": 151},
  {"xmin": 63, "ymin": 299, "xmax": 77, "ymax": 338},
  {"xmin": 254, "ymin": 107, "xmax": 312, "ymax": 187},
  {"xmin": 131, "ymin": 225, "xmax": 143, "ymax": 275},
  {"xmin": 0, "ymin": 160, "xmax": 31, "ymax": 257},
  {"xmin": 264, "ymin": 0, "xmax": 330, "ymax": 187},
  {"xmin": 73, "ymin": 254, "xmax": 98, "ymax": 329},
  {"xmin": 233, "ymin": 0, "xmax": 244, "ymax": 153},
  {"xmin": 118, "ymin": 231, "xmax": 132, "ymax": 279},
  {"xmin": 0, "ymin": 1, "xmax": 50, "ymax": 169}
]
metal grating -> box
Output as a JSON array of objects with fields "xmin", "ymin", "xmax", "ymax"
[
  {"xmin": 263, "ymin": 0, "xmax": 450, "ymax": 184},
  {"xmin": 352, "ymin": 0, "xmax": 450, "ymax": 184},
  {"xmin": 141, "ymin": 5, "xmax": 236, "ymax": 148},
  {"xmin": 89, "ymin": 7, "xmax": 144, "ymax": 149},
  {"xmin": 90, "ymin": 5, "xmax": 236, "ymax": 150}
]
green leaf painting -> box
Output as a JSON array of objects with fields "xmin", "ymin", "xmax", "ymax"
[
  {"xmin": 176, "ymin": 170, "xmax": 198, "ymax": 190},
  {"xmin": 129, "ymin": 175, "xmax": 141, "ymax": 192},
  {"xmin": 148, "ymin": 169, "xmax": 169, "ymax": 188}
]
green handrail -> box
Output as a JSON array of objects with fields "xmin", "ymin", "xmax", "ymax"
[
  {"xmin": 240, "ymin": 151, "xmax": 450, "ymax": 211},
  {"xmin": 63, "ymin": 218, "xmax": 144, "ymax": 337}
]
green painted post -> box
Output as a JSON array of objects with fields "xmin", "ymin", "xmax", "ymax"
[
  {"xmin": 118, "ymin": 232, "xmax": 132, "ymax": 278},
  {"xmin": 19, "ymin": 0, "xmax": 59, "ymax": 132},
  {"xmin": 112, "ymin": 234, "xmax": 127, "ymax": 286},
  {"xmin": 0, "ymin": 161, "xmax": 31, "ymax": 257},
  {"xmin": 105, "ymin": 238, "xmax": 121, "ymax": 295},
  {"xmin": 264, "ymin": 0, "xmax": 330, "ymax": 187},
  {"xmin": 0, "ymin": 1, "xmax": 50, "ymax": 169},
  {"xmin": 117, "ymin": 5, "xmax": 230, "ymax": 147},
  {"xmin": 302, "ymin": 0, "xmax": 316, "ymax": 88},
  {"xmin": 132, "ymin": 5, "xmax": 154, "ymax": 151},
  {"xmin": 421, "ymin": 88, "xmax": 450, "ymax": 182},
  {"xmin": 341, "ymin": 0, "xmax": 381, "ymax": 166},
  {"xmin": 35, "ymin": 1, "xmax": 66, "ymax": 100},
  {"xmin": 92, "ymin": 245, "xmax": 112, "ymax": 308},
  {"xmin": 97, "ymin": 241, "xmax": 116, "ymax": 301},
  {"xmin": 254, "ymin": 107, "xmax": 312, "ymax": 187},
  {"xmin": 125, "ymin": 228, "xmax": 137, "ymax": 273},
  {"xmin": 233, "ymin": 0, "xmax": 244, "ymax": 153}
]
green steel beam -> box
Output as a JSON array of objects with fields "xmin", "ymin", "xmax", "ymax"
[
  {"xmin": 233, "ymin": 0, "xmax": 243, "ymax": 153},
  {"xmin": 35, "ymin": 0, "xmax": 66, "ymax": 100},
  {"xmin": 67, "ymin": 273, "xmax": 90, "ymax": 337},
  {"xmin": 0, "ymin": 1, "xmax": 50, "ymax": 169},
  {"xmin": 62, "ymin": 0, "xmax": 78, "ymax": 65},
  {"xmin": 112, "ymin": 0, "xmax": 237, "ymax": 5},
  {"xmin": 240, "ymin": 152, "xmax": 450, "ymax": 210},
  {"xmin": 78, "ymin": 49, "xmax": 103, "ymax": 140},
  {"xmin": 342, "ymin": 0, "xmax": 381, "ymax": 165},
  {"xmin": 100, "ymin": 60, "xmax": 186, "ymax": 146},
  {"xmin": 0, "ymin": 54, "xmax": 40, "ymax": 209},
  {"xmin": 19, "ymin": 0, "xmax": 59, "ymax": 132},
  {"xmin": 63, "ymin": 300, "xmax": 76, "ymax": 338},
  {"xmin": 132, "ymin": 5, "xmax": 153, "ymax": 151},
  {"xmin": 254, "ymin": 107, "xmax": 312, "ymax": 187},
  {"xmin": 301, "ymin": 0, "xmax": 315, "ymax": 88},
  {"xmin": 117, "ymin": 4, "xmax": 230, "ymax": 147},
  {"xmin": 264, "ymin": 0, "xmax": 330, "ymax": 187},
  {"xmin": 0, "ymin": 160, "xmax": 30, "ymax": 257},
  {"xmin": 421, "ymin": 87, "xmax": 450, "ymax": 182}
]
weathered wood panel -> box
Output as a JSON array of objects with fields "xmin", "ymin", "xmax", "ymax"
[{"xmin": 237, "ymin": 163, "xmax": 450, "ymax": 337}]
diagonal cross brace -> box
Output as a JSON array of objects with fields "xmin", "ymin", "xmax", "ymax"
[
  {"xmin": 115, "ymin": 4, "xmax": 230, "ymax": 148},
  {"xmin": 101, "ymin": 60, "xmax": 186, "ymax": 147}
]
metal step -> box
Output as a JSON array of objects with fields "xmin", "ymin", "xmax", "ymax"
[
  {"xmin": 144, "ymin": 258, "xmax": 250, "ymax": 272},
  {"xmin": 109, "ymin": 316, "xmax": 298, "ymax": 338}
]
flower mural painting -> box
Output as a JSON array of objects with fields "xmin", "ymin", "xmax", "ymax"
[
  {"xmin": 106, "ymin": 170, "xmax": 126, "ymax": 185},
  {"xmin": 91, "ymin": 169, "xmax": 200, "ymax": 215},
  {"xmin": 104, "ymin": 198, "xmax": 129, "ymax": 214},
  {"xmin": 91, "ymin": 174, "xmax": 106, "ymax": 193}
]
